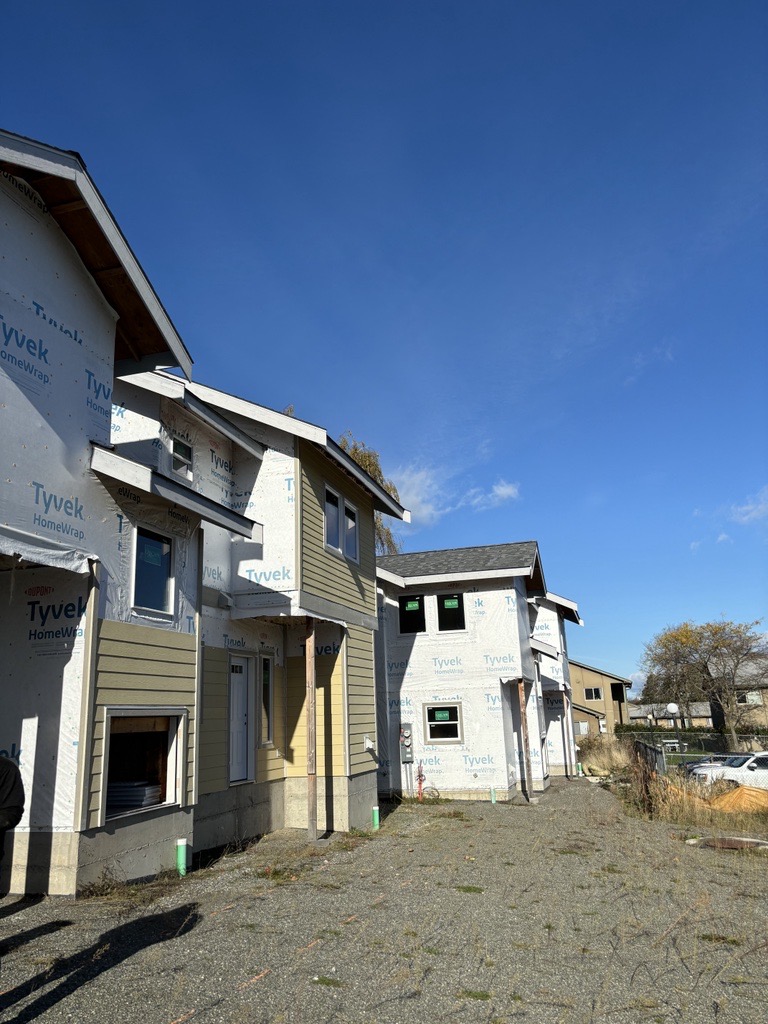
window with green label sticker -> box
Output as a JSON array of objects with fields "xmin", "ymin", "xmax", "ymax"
[
  {"xmin": 437, "ymin": 592, "xmax": 465, "ymax": 631},
  {"xmin": 398, "ymin": 594, "xmax": 426, "ymax": 634},
  {"xmin": 424, "ymin": 703, "xmax": 463, "ymax": 742}
]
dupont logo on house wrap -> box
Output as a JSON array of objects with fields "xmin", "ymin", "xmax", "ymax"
[{"xmin": 30, "ymin": 481, "xmax": 86, "ymax": 541}]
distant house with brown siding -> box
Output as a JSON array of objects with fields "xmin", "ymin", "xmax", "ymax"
[{"xmin": 568, "ymin": 661, "xmax": 632, "ymax": 738}]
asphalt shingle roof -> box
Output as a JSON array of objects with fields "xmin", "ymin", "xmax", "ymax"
[{"xmin": 377, "ymin": 541, "xmax": 540, "ymax": 579}]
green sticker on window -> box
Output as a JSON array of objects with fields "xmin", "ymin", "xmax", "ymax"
[
  {"xmin": 405, "ymin": 600, "xmax": 420, "ymax": 611},
  {"xmin": 443, "ymin": 598, "xmax": 459, "ymax": 609},
  {"xmin": 434, "ymin": 709, "xmax": 450, "ymax": 721}
]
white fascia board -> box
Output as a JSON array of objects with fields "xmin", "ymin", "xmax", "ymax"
[
  {"xmin": 185, "ymin": 381, "xmax": 327, "ymax": 444},
  {"xmin": 376, "ymin": 566, "xmax": 532, "ymax": 588},
  {"xmin": 530, "ymin": 590, "xmax": 583, "ymax": 626},
  {"xmin": 118, "ymin": 372, "xmax": 265, "ymax": 460},
  {"xmin": 90, "ymin": 445, "xmax": 258, "ymax": 539},
  {"xmin": 182, "ymin": 392, "xmax": 265, "ymax": 461},
  {"xmin": 0, "ymin": 132, "xmax": 193, "ymax": 379}
]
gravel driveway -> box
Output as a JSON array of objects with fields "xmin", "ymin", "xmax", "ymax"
[{"xmin": 1, "ymin": 780, "xmax": 766, "ymax": 1024}]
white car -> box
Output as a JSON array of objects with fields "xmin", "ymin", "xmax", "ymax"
[{"xmin": 689, "ymin": 752, "xmax": 768, "ymax": 790}]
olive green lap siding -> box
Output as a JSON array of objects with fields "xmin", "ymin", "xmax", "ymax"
[
  {"xmin": 346, "ymin": 624, "xmax": 376, "ymax": 775},
  {"xmin": 199, "ymin": 645, "xmax": 287, "ymax": 795},
  {"xmin": 199, "ymin": 644, "xmax": 229, "ymax": 796},
  {"xmin": 298, "ymin": 440, "xmax": 377, "ymax": 618},
  {"xmin": 86, "ymin": 620, "xmax": 197, "ymax": 828}
]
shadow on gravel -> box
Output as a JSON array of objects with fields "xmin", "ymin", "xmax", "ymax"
[
  {"xmin": 0, "ymin": 902, "xmax": 201, "ymax": 1024},
  {"xmin": 0, "ymin": 896, "xmax": 44, "ymax": 921}
]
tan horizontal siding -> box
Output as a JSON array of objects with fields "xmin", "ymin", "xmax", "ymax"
[
  {"xmin": 198, "ymin": 645, "xmax": 229, "ymax": 796},
  {"xmin": 285, "ymin": 654, "xmax": 345, "ymax": 776},
  {"xmin": 87, "ymin": 620, "xmax": 197, "ymax": 829},
  {"xmin": 346, "ymin": 624, "xmax": 375, "ymax": 777}
]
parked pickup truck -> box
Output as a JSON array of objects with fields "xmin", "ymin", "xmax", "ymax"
[{"xmin": 689, "ymin": 752, "xmax": 768, "ymax": 790}]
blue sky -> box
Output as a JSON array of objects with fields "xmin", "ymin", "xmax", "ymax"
[{"xmin": 5, "ymin": 1, "xmax": 766, "ymax": 687}]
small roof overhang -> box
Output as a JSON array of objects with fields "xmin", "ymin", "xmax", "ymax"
[
  {"xmin": 184, "ymin": 379, "xmax": 409, "ymax": 522},
  {"xmin": 0, "ymin": 129, "xmax": 192, "ymax": 377},
  {"xmin": 531, "ymin": 637, "xmax": 560, "ymax": 659},
  {"xmin": 119, "ymin": 372, "xmax": 265, "ymax": 461},
  {"xmin": 530, "ymin": 591, "xmax": 583, "ymax": 626},
  {"xmin": 91, "ymin": 445, "xmax": 260, "ymax": 540}
]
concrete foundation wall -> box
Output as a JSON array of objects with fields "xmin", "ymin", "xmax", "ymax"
[
  {"xmin": 3, "ymin": 831, "xmax": 80, "ymax": 896},
  {"xmin": 76, "ymin": 807, "xmax": 194, "ymax": 891},
  {"xmin": 284, "ymin": 769, "xmax": 378, "ymax": 833},
  {"xmin": 194, "ymin": 780, "xmax": 285, "ymax": 853}
]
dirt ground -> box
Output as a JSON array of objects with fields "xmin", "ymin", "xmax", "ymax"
[{"xmin": 1, "ymin": 779, "xmax": 766, "ymax": 1024}]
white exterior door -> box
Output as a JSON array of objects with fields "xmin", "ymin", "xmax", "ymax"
[{"xmin": 229, "ymin": 656, "xmax": 250, "ymax": 782}]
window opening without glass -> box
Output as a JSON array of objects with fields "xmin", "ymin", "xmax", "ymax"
[{"xmin": 105, "ymin": 713, "xmax": 181, "ymax": 818}]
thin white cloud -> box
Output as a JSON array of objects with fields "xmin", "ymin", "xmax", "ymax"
[
  {"xmin": 624, "ymin": 344, "xmax": 674, "ymax": 386},
  {"xmin": 629, "ymin": 671, "xmax": 645, "ymax": 694},
  {"xmin": 392, "ymin": 464, "xmax": 520, "ymax": 528},
  {"xmin": 690, "ymin": 540, "xmax": 701, "ymax": 553},
  {"xmin": 730, "ymin": 485, "xmax": 768, "ymax": 524},
  {"xmin": 717, "ymin": 533, "xmax": 732, "ymax": 544}
]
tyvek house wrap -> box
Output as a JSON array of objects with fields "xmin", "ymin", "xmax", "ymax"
[
  {"xmin": 0, "ymin": 174, "xmax": 197, "ymax": 831},
  {"xmin": 378, "ymin": 579, "xmax": 545, "ymax": 797}
]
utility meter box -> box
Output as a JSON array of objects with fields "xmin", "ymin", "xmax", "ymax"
[{"xmin": 399, "ymin": 723, "xmax": 414, "ymax": 763}]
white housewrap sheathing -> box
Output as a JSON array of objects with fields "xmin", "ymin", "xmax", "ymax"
[{"xmin": 376, "ymin": 578, "xmax": 551, "ymax": 799}]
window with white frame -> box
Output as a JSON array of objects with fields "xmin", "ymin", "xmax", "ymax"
[
  {"xmin": 398, "ymin": 594, "xmax": 426, "ymax": 634},
  {"xmin": 324, "ymin": 486, "xmax": 359, "ymax": 561},
  {"xmin": 584, "ymin": 687, "xmax": 603, "ymax": 701},
  {"xmin": 172, "ymin": 436, "xmax": 193, "ymax": 481},
  {"xmin": 736, "ymin": 690, "xmax": 763, "ymax": 705},
  {"xmin": 134, "ymin": 527, "xmax": 173, "ymax": 614},
  {"xmin": 105, "ymin": 709, "xmax": 185, "ymax": 819},
  {"xmin": 423, "ymin": 702, "xmax": 463, "ymax": 743},
  {"xmin": 437, "ymin": 592, "xmax": 466, "ymax": 631}
]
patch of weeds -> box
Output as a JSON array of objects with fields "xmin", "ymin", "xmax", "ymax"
[
  {"xmin": 424, "ymin": 946, "xmax": 441, "ymax": 955},
  {"xmin": 458, "ymin": 989, "xmax": 491, "ymax": 1001},
  {"xmin": 510, "ymin": 941, "xmax": 531, "ymax": 950},
  {"xmin": 313, "ymin": 976, "xmax": 343, "ymax": 987},
  {"xmin": 403, "ymin": 928, "xmax": 418, "ymax": 937},
  {"xmin": 437, "ymin": 809, "xmax": 468, "ymax": 820},
  {"xmin": 580, "ymin": 947, "xmax": 593, "ymax": 955},
  {"xmin": 555, "ymin": 847, "xmax": 589, "ymax": 856},
  {"xmin": 257, "ymin": 865, "xmax": 300, "ymax": 884},
  {"xmin": 322, "ymin": 928, "xmax": 341, "ymax": 937},
  {"xmin": 510, "ymin": 992, "xmax": 524, "ymax": 1002},
  {"xmin": 698, "ymin": 933, "xmax": 743, "ymax": 946},
  {"xmin": 455, "ymin": 884, "xmax": 484, "ymax": 894},
  {"xmin": 600, "ymin": 863, "xmax": 623, "ymax": 874},
  {"xmin": 316, "ymin": 882, "xmax": 342, "ymax": 890},
  {"xmin": 77, "ymin": 868, "xmax": 179, "ymax": 910}
]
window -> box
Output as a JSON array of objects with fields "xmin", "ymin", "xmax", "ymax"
[
  {"xmin": 398, "ymin": 594, "xmax": 426, "ymax": 634},
  {"xmin": 134, "ymin": 527, "xmax": 173, "ymax": 613},
  {"xmin": 105, "ymin": 711, "xmax": 184, "ymax": 819},
  {"xmin": 437, "ymin": 592, "xmax": 465, "ymax": 631},
  {"xmin": 324, "ymin": 487, "xmax": 358, "ymax": 561},
  {"xmin": 424, "ymin": 703, "xmax": 463, "ymax": 743},
  {"xmin": 585, "ymin": 687, "xmax": 603, "ymax": 701},
  {"xmin": 172, "ymin": 437, "xmax": 193, "ymax": 480},
  {"xmin": 736, "ymin": 690, "xmax": 763, "ymax": 705},
  {"xmin": 261, "ymin": 657, "xmax": 273, "ymax": 745}
]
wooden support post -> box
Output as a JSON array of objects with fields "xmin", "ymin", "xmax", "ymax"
[
  {"xmin": 305, "ymin": 617, "xmax": 317, "ymax": 841},
  {"xmin": 517, "ymin": 679, "xmax": 534, "ymax": 802}
]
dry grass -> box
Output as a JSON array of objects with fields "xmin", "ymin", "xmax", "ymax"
[
  {"xmin": 577, "ymin": 735, "xmax": 634, "ymax": 777},
  {"xmin": 623, "ymin": 759, "xmax": 768, "ymax": 839}
]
